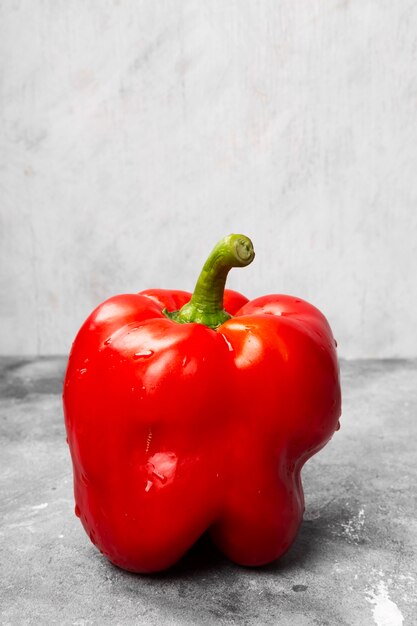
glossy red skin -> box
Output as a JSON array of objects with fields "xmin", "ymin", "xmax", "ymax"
[{"xmin": 63, "ymin": 288, "xmax": 341, "ymax": 573}]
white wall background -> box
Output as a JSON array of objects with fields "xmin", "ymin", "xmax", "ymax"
[{"xmin": 1, "ymin": 0, "xmax": 416, "ymax": 358}]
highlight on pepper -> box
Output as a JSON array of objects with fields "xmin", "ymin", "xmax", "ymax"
[{"xmin": 63, "ymin": 234, "xmax": 342, "ymax": 573}]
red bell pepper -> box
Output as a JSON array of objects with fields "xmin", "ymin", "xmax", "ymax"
[{"xmin": 63, "ymin": 234, "xmax": 341, "ymax": 573}]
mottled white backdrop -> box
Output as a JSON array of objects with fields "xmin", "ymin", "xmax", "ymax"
[{"xmin": 1, "ymin": 1, "xmax": 416, "ymax": 358}]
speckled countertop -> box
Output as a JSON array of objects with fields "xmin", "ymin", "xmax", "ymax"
[{"xmin": 1, "ymin": 357, "xmax": 416, "ymax": 625}]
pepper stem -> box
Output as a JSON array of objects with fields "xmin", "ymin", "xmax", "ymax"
[{"xmin": 165, "ymin": 234, "xmax": 255, "ymax": 329}]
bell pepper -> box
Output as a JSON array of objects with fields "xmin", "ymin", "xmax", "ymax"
[{"xmin": 63, "ymin": 234, "xmax": 341, "ymax": 573}]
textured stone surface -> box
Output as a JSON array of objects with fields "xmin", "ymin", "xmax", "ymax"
[
  {"xmin": 1, "ymin": 357, "xmax": 416, "ymax": 625},
  {"xmin": 1, "ymin": 2, "xmax": 417, "ymax": 358}
]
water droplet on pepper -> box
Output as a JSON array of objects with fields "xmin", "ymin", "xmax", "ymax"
[
  {"xmin": 152, "ymin": 469, "xmax": 167, "ymax": 483},
  {"xmin": 133, "ymin": 350, "xmax": 154, "ymax": 359}
]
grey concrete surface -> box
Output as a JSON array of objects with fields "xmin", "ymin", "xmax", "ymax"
[{"xmin": 0, "ymin": 357, "xmax": 416, "ymax": 625}]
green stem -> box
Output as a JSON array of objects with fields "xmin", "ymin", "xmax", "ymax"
[{"xmin": 165, "ymin": 234, "xmax": 255, "ymax": 329}]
